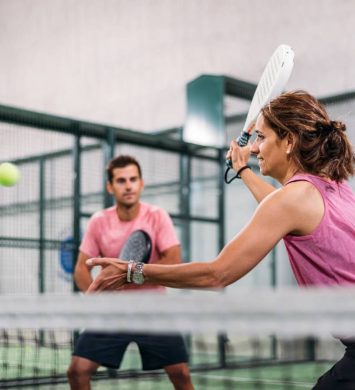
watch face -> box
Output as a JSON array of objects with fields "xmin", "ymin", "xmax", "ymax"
[
  {"xmin": 132, "ymin": 272, "xmax": 144, "ymax": 284},
  {"xmin": 132, "ymin": 263, "xmax": 144, "ymax": 285}
]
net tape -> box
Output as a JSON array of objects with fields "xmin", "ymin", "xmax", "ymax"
[{"xmin": 1, "ymin": 287, "xmax": 355, "ymax": 337}]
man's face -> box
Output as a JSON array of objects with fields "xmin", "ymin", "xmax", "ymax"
[{"xmin": 107, "ymin": 164, "xmax": 144, "ymax": 208}]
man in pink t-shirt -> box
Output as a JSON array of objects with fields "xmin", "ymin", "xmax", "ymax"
[{"xmin": 67, "ymin": 155, "xmax": 194, "ymax": 390}]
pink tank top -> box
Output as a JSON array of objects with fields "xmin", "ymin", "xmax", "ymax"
[{"xmin": 283, "ymin": 174, "xmax": 355, "ymax": 286}]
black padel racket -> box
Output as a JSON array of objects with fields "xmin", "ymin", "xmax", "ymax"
[{"xmin": 119, "ymin": 230, "xmax": 152, "ymax": 263}]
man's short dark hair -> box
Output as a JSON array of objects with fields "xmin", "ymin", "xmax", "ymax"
[{"xmin": 106, "ymin": 155, "xmax": 142, "ymax": 183}]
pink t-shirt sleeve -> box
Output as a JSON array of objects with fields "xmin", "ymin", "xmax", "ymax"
[{"xmin": 79, "ymin": 213, "xmax": 101, "ymax": 257}]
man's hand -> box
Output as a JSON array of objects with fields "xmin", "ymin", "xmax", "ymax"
[{"xmin": 86, "ymin": 258, "xmax": 128, "ymax": 292}]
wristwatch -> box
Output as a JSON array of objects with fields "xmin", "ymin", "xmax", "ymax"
[{"xmin": 132, "ymin": 262, "xmax": 145, "ymax": 285}]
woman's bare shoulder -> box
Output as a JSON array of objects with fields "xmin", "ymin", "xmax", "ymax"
[{"xmin": 256, "ymin": 180, "xmax": 323, "ymax": 235}]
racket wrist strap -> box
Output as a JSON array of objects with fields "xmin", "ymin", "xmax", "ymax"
[
  {"xmin": 225, "ymin": 164, "xmax": 251, "ymax": 184},
  {"xmin": 127, "ymin": 260, "xmax": 135, "ymax": 283},
  {"xmin": 236, "ymin": 165, "xmax": 251, "ymax": 178}
]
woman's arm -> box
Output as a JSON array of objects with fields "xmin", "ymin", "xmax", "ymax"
[
  {"xmin": 87, "ymin": 187, "xmax": 302, "ymax": 292},
  {"xmin": 141, "ymin": 187, "xmax": 300, "ymax": 288},
  {"xmin": 238, "ymin": 168, "xmax": 277, "ymax": 203}
]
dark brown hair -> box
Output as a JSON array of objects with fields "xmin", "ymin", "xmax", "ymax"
[
  {"xmin": 106, "ymin": 155, "xmax": 142, "ymax": 183},
  {"xmin": 261, "ymin": 90, "xmax": 355, "ymax": 181}
]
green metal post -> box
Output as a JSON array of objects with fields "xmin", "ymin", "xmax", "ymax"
[
  {"xmin": 179, "ymin": 137, "xmax": 192, "ymax": 359},
  {"xmin": 103, "ymin": 127, "xmax": 115, "ymax": 208},
  {"xmin": 184, "ymin": 75, "xmax": 225, "ymax": 147},
  {"xmin": 179, "ymin": 155, "xmax": 191, "ymax": 262},
  {"xmin": 72, "ymin": 130, "xmax": 81, "ymax": 293},
  {"xmin": 38, "ymin": 157, "xmax": 45, "ymax": 294},
  {"xmin": 217, "ymin": 148, "xmax": 228, "ymax": 368}
]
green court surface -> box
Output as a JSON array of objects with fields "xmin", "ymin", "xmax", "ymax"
[
  {"xmin": 19, "ymin": 362, "xmax": 333, "ymax": 390},
  {"xmin": 1, "ymin": 339, "xmax": 334, "ymax": 389}
]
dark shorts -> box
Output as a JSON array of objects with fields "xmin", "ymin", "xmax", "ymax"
[
  {"xmin": 73, "ymin": 331, "xmax": 189, "ymax": 371},
  {"xmin": 312, "ymin": 339, "xmax": 355, "ymax": 390}
]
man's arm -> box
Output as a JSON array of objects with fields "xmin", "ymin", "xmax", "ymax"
[
  {"xmin": 74, "ymin": 251, "xmax": 94, "ymax": 292},
  {"xmin": 154, "ymin": 244, "xmax": 181, "ymax": 265}
]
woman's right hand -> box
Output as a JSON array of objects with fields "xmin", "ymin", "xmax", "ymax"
[
  {"xmin": 86, "ymin": 258, "xmax": 128, "ymax": 292},
  {"xmin": 226, "ymin": 123, "xmax": 254, "ymax": 172},
  {"xmin": 226, "ymin": 139, "xmax": 252, "ymax": 172}
]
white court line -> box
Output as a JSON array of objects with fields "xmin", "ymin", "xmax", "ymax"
[{"xmin": 192, "ymin": 373, "xmax": 313, "ymax": 388}]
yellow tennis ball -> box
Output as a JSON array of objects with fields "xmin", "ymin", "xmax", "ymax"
[{"xmin": 0, "ymin": 162, "xmax": 20, "ymax": 187}]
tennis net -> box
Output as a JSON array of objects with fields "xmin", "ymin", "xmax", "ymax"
[{"xmin": 1, "ymin": 287, "xmax": 354, "ymax": 389}]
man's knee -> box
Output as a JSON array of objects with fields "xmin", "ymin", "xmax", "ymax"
[
  {"xmin": 165, "ymin": 363, "xmax": 191, "ymax": 382},
  {"xmin": 67, "ymin": 357, "xmax": 97, "ymax": 383}
]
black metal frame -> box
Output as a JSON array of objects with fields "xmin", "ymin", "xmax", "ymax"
[{"xmin": 1, "ymin": 79, "xmax": 354, "ymax": 387}]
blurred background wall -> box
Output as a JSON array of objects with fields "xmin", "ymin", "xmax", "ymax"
[{"xmin": 1, "ymin": 0, "xmax": 354, "ymax": 131}]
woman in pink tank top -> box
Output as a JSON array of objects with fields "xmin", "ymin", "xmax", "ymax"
[{"xmin": 88, "ymin": 91, "xmax": 355, "ymax": 389}]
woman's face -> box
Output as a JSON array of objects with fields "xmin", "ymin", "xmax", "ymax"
[{"xmin": 250, "ymin": 114, "xmax": 293, "ymax": 182}]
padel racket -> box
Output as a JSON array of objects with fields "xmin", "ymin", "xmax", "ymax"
[
  {"xmin": 119, "ymin": 229, "xmax": 152, "ymax": 263},
  {"xmin": 225, "ymin": 44, "xmax": 294, "ymax": 183}
]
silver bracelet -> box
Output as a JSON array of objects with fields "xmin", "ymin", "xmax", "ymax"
[{"xmin": 127, "ymin": 260, "xmax": 135, "ymax": 283}]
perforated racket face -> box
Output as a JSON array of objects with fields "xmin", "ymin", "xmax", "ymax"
[
  {"xmin": 242, "ymin": 44, "xmax": 294, "ymax": 133},
  {"xmin": 119, "ymin": 230, "xmax": 152, "ymax": 263}
]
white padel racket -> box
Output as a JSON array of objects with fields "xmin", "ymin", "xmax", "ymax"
[{"xmin": 225, "ymin": 44, "xmax": 294, "ymax": 182}]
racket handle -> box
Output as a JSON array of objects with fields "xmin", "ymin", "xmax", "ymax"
[
  {"xmin": 225, "ymin": 158, "xmax": 232, "ymax": 168},
  {"xmin": 225, "ymin": 131, "xmax": 251, "ymax": 168},
  {"xmin": 237, "ymin": 131, "xmax": 251, "ymax": 147}
]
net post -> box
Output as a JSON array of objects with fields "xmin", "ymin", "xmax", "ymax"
[
  {"xmin": 305, "ymin": 337, "xmax": 317, "ymax": 361},
  {"xmin": 217, "ymin": 333, "xmax": 228, "ymax": 368}
]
